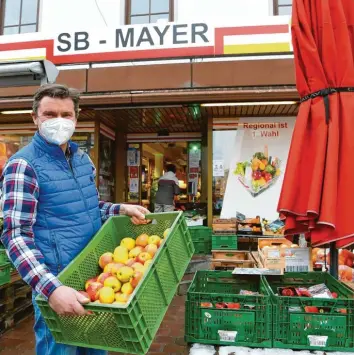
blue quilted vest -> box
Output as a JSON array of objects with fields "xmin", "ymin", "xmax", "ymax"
[{"xmin": 9, "ymin": 132, "xmax": 102, "ymax": 275}]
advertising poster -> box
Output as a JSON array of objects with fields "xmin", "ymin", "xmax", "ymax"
[{"xmin": 220, "ymin": 117, "xmax": 295, "ymax": 221}]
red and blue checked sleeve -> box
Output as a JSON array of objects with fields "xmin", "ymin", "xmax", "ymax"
[{"xmin": 0, "ymin": 159, "xmax": 62, "ymax": 300}]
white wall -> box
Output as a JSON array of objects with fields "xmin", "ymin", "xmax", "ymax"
[
  {"xmin": 40, "ymin": 0, "xmax": 125, "ymax": 33},
  {"xmin": 39, "ymin": 0, "xmax": 274, "ymax": 34},
  {"xmin": 175, "ymin": 0, "xmax": 273, "ymax": 22}
]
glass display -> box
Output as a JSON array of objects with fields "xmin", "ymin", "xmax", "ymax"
[{"xmin": 98, "ymin": 134, "xmax": 115, "ymax": 202}]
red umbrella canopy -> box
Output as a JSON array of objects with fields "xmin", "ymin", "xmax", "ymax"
[{"xmin": 278, "ymin": 0, "xmax": 354, "ymax": 247}]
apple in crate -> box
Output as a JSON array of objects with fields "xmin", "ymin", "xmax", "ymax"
[
  {"xmin": 104, "ymin": 276, "xmax": 122, "ymax": 292},
  {"xmin": 85, "ymin": 277, "xmax": 98, "ymax": 291},
  {"xmin": 114, "ymin": 292, "xmax": 130, "ymax": 305},
  {"xmin": 121, "ymin": 282, "xmax": 134, "ymax": 295},
  {"xmin": 86, "ymin": 282, "xmax": 103, "ymax": 302},
  {"xmin": 99, "ymin": 287, "xmax": 115, "ymax": 304},
  {"xmin": 125, "ymin": 258, "xmax": 136, "ymax": 267},
  {"xmin": 132, "ymin": 262, "xmax": 145, "ymax": 272},
  {"xmin": 163, "ymin": 229, "xmax": 170, "ymax": 238},
  {"xmin": 148, "ymin": 235, "xmax": 161, "ymax": 246},
  {"xmin": 97, "ymin": 272, "xmax": 112, "ymax": 285},
  {"xmin": 145, "ymin": 244, "xmax": 157, "ymax": 257},
  {"xmin": 98, "ymin": 252, "xmax": 114, "ymax": 269},
  {"xmin": 130, "ymin": 271, "xmax": 143, "ymax": 288},
  {"xmin": 113, "ymin": 246, "xmax": 129, "ymax": 264},
  {"xmin": 117, "ymin": 266, "xmax": 134, "ymax": 283},
  {"xmin": 129, "ymin": 246, "xmax": 144, "ymax": 259},
  {"xmin": 136, "ymin": 252, "xmax": 152, "ymax": 264},
  {"xmin": 136, "ymin": 234, "xmax": 149, "ymax": 247},
  {"xmin": 120, "ymin": 237, "xmax": 136, "ymax": 251}
]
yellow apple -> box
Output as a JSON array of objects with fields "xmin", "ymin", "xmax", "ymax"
[
  {"xmin": 120, "ymin": 237, "xmax": 136, "ymax": 251},
  {"xmin": 104, "ymin": 276, "xmax": 122, "ymax": 292},
  {"xmin": 116, "ymin": 266, "xmax": 134, "ymax": 283},
  {"xmin": 148, "ymin": 235, "xmax": 161, "ymax": 246},
  {"xmin": 129, "ymin": 246, "xmax": 144, "ymax": 259},
  {"xmin": 114, "ymin": 246, "xmax": 129, "ymax": 264},
  {"xmin": 99, "ymin": 286, "xmax": 115, "ymax": 304},
  {"xmin": 121, "ymin": 282, "xmax": 134, "ymax": 295}
]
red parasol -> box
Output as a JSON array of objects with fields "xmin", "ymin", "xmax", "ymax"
[{"xmin": 278, "ymin": 0, "xmax": 354, "ymax": 247}]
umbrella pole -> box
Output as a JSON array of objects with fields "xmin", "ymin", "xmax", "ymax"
[{"xmin": 329, "ymin": 243, "xmax": 338, "ymax": 279}]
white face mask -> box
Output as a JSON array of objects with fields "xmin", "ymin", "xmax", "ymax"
[{"xmin": 39, "ymin": 117, "xmax": 76, "ymax": 145}]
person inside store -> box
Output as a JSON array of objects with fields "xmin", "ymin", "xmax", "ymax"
[
  {"xmin": 154, "ymin": 164, "xmax": 180, "ymax": 213},
  {"xmin": 0, "ymin": 84, "xmax": 149, "ymax": 355}
]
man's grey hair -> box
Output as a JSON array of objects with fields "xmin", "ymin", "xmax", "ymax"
[{"xmin": 32, "ymin": 84, "xmax": 81, "ymax": 117}]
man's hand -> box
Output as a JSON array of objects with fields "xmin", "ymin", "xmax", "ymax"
[
  {"xmin": 48, "ymin": 285, "xmax": 90, "ymax": 316},
  {"xmin": 120, "ymin": 204, "xmax": 150, "ymax": 225}
]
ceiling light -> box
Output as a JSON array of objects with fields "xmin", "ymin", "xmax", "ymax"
[
  {"xmin": 1, "ymin": 110, "xmax": 32, "ymax": 114},
  {"xmin": 201, "ymin": 101, "xmax": 298, "ymax": 107}
]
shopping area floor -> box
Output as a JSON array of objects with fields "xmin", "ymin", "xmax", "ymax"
[{"xmin": 0, "ymin": 292, "xmax": 189, "ymax": 355}]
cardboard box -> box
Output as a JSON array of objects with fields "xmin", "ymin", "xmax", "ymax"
[{"xmin": 258, "ymin": 238, "xmax": 312, "ymax": 273}]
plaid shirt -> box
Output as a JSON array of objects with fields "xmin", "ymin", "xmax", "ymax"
[{"xmin": 0, "ymin": 157, "xmax": 120, "ymax": 300}]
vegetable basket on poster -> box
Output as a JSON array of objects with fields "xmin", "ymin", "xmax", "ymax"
[{"xmin": 234, "ymin": 146, "xmax": 281, "ymax": 198}]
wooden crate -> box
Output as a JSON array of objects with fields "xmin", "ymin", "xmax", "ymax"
[
  {"xmin": 211, "ymin": 250, "xmax": 257, "ymax": 270},
  {"xmin": 212, "ymin": 223, "xmax": 236, "ymax": 235}
]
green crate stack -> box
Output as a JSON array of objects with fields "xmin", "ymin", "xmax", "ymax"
[
  {"xmin": 188, "ymin": 226, "xmax": 212, "ymax": 255},
  {"xmin": 185, "ymin": 270, "xmax": 272, "ymax": 348},
  {"xmin": 0, "ymin": 263, "xmax": 11, "ymax": 287},
  {"xmin": 212, "ymin": 235, "xmax": 237, "ymax": 250},
  {"xmin": 265, "ymin": 272, "xmax": 354, "ymax": 352},
  {"xmin": 36, "ymin": 212, "xmax": 194, "ymax": 355}
]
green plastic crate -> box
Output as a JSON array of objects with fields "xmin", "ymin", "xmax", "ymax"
[
  {"xmin": 0, "ymin": 248, "xmax": 9, "ymax": 266},
  {"xmin": 0, "ymin": 263, "xmax": 11, "ymax": 287},
  {"xmin": 185, "ymin": 270, "xmax": 272, "ymax": 348},
  {"xmin": 36, "ymin": 212, "xmax": 194, "ymax": 355},
  {"xmin": 212, "ymin": 235, "xmax": 238, "ymax": 250},
  {"xmin": 265, "ymin": 272, "xmax": 354, "ymax": 351},
  {"xmin": 189, "ymin": 227, "xmax": 212, "ymax": 255}
]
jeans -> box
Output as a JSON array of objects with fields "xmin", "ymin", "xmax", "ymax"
[
  {"xmin": 32, "ymin": 293, "xmax": 107, "ymax": 355},
  {"xmin": 154, "ymin": 204, "xmax": 175, "ymax": 213}
]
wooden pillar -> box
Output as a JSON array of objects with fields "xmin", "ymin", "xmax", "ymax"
[
  {"xmin": 207, "ymin": 116, "xmax": 213, "ymax": 227},
  {"xmin": 115, "ymin": 130, "xmax": 127, "ymax": 203},
  {"xmin": 93, "ymin": 118, "xmax": 100, "ymax": 186}
]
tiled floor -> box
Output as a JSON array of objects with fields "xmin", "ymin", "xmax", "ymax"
[
  {"xmin": 0, "ymin": 293, "xmax": 189, "ymax": 355},
  {"xmin": 0, "ymin": 293, "xmax": 188, "ymax": 355}
]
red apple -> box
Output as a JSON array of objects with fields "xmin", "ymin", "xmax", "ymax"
[
  {"xmin": 136, "ymin": 234, "xmax": 149, "ymax": 247},
  {"xmin": 125, "ymin": 258, "xmax": 136, "ymax": 267},
  {"xmin": 145, "ymin": 244, "xmax": 158, "ymax": 257},
  {"xmin": 130, "ymin": 271, "xmax": 143, "ymax": 288},
  {"xmin": 85, "ymin": 277, "xmax": 98, "ymax": 291},
  {"xmin": 136, "ymin": 252, "xmax": 152, "ymax": 264},
  {"xmin": 99, "ymin": 252, "xmax": 114, "ymax": 269},
  {"xmin": 86, "ymin": 282, "xmax": 103, "ymax": 301},
  {"xmin": 97, "ymin": 272, "xmax": 112, "ymax": 285}
]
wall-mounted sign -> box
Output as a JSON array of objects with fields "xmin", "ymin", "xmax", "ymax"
[{"xmin": 0, "ymin": 17, "xmax": 292, "ymax": 65}]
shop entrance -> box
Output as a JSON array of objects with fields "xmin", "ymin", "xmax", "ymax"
[{"xmin": 126, "ymin": 140, "xmax": 203, "ymax": 215}]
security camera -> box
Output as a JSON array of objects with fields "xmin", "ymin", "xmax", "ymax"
[{"xmin": 0, "ymin": 60, "xmax": 59, "ymax": 88}]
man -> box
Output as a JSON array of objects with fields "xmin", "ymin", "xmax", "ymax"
[
  {"xmin": 154, "ymin": 164, "xmax": 180, "ymax": 212},
  {"xmin": 0, "ymin": 84, "xmax": 149, "ymax": 355}
]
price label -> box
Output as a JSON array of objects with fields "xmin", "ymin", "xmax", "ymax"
[
  {"xmin": 218, "ymin": 330, "xmax": 237, "ymax": 342},
  {"xmin": 308, "ymin": 335, "xmax": 328, "ymax": 347}
]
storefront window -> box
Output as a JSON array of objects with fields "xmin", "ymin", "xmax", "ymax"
[
  {"xmin": 212, "ymin": 117, "xmax": 296, "ymax": 222},
  {"xmin": 98, "ymin": 134, "xmax": 115, "ymax": 202},
  {"xmin": 0, "ymin": 132, "xmax": 95, "ymax": 176}
]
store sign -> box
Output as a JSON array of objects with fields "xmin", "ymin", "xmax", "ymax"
[
  {"xmin": 0, "ymin": 17, "xmax": 292, "ymax": 65},
  {"xmin": 220, "ymin": 117, "xmax": 296, "ymax": 221}
]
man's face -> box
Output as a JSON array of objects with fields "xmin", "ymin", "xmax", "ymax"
[{"xmin": 32, "ymin": 97, "xmax": 77, "ymax": 127}]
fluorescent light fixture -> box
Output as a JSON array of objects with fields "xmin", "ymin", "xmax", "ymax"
[
  {"xmin": 201, "ymin": 101, "xmax": 298, "ymax": 107},
  {"xmin": 1, "ymin": 108, "xmax": 81, "ymax": 114},
  {"xmin": 1, "ymin": 110, "xmax": 32, "ymax": 114}
]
